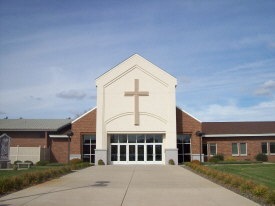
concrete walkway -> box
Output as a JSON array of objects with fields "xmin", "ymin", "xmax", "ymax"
[{"xmin": 0, "ymin": 165, "xmax": 259, "ymax": 206}]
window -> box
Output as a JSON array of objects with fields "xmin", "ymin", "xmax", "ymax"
[
  {"xmin": 232, "ymin": 143, "xmax": 239, "ymax": 156},
  {"xmin": 177, "ymin": 134, "xmax": 191, "ymax": 163},
  {"xmin": 270, "ymin": 142, "xmax": 275, "ymax": 155},
  {"xmin": 83, "ymin": 135, "xmax": 96, "ymax": 163},
  {"xmin": 262, "ymin": 142, "xmax": 268, "ymax": 154},
  {"xmin": 240, "ymin": 143, "xmax": 247, "ymax": 156},
  {"xmin": 202, "ymin": 143, "xmax": 208, "ymax": 156},
  {"xmin": 210, "ymin": 143, "xmax": 217, "ymax": 156}
]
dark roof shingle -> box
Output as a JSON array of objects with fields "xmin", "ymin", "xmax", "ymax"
[
  {"xmin": 202, "ymin": 122, "xmax": 275, "ymax": 134},
  {"xmin": 0, "ymin": 119, "xmax": 72, "ymax": 131}
]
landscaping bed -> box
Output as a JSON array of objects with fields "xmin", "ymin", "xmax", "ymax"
[
  {"xmin": 0, "ymin": 159, "xmax": 91, "ymax": 195},
  {"xmin": 184, "ymin": 161, "xmax": 275, "ymax": 206}
]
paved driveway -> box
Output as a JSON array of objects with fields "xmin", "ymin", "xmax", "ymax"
[{"xmin": 0, "ymin": 165, "xmax": 259, "ymax": 206}]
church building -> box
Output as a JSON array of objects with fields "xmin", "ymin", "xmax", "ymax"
[{"xmin": 1, "ymin": 54, "xmax": 275, "ymax": 165}]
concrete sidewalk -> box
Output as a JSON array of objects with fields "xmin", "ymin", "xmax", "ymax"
[{"xmin": 0, "ymin": 165, "xmax": 259, "ymax": 206}]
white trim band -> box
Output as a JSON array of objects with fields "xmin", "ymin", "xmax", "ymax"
[
  {"xmin": 49, "ymin": 135, "xmax": 70, "ymax": 138},
  {"xmin": 203, "ymin": 133, "xmax": 275, "ymax": 137}
]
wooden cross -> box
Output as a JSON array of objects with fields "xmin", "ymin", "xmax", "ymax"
[{"xmin": 124, "ymin": 79, "xmax": 149, "ymax": 125}]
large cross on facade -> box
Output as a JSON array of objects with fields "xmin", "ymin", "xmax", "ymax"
[{"xmin": 124, "ymin": 79, "xmax": 149, "ymax": 125}]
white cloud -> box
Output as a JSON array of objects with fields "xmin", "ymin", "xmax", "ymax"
[
  {"xmin": 182, "ymin": 98, "xmax": 275, "ymax": 122},
  {"xmin": 56, "ymin": 90, "xmax": 86, "ymax": 100},
  {"xmin": 254, "ymin": 80, "xmax": 275, "ymax": 96}
]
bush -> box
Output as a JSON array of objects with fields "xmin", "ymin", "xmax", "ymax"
[
  {"xmin": 230, "ymin": 176, "xmax": 245, "ymax": 188},
  {"xmin": 190, "ymin": 160, "xmax": 200, "ymax": 164},
  {"xmin": 24, "ymin": 160, "xmax": 34, "ymax": 165},
  {"xmin": 209, "ymin": 157, "xmax": 220, "ymax": 164},
  {"xmin": 46, "ymin": 163, "xmax": 66, "ymax": 166},
  {"xmin": 252, "ymin": 185, "xmax": 269, "ymax": 198},
  {"xmin": 240, "ymin": 180, "xmax": 258, "ymax": 192},
  {"xmin": 0, "ymin": 177, "xmax": 14, "ymax": 193},
  {"xmin": 226, "ymin": 157, "xmax": 237, "ymax": 161},
  {"xmin": 69, "ymin": 158, "xmax": 83, "ymax": 165},
  {"xmin": 217, "ymin": 161, "xmax": 262, "ymax": 164},
  {"xmin": 255, "ymin": 153, "xmax": 268, "ymax": 162},
  {"xmin": 265, "ymin": 190, "xmax": 275, "ymax": 205},
  {"xmin": 244, "ymin": 159, "xmax": 251, "ymax": 161},
  {"xmin": 36, "ymin": 161, "xmax": 47, "ymax": 166},
  {"xmin": 13, "ymin": 160, "xmax": 22, "ymax": 165},
  {"xmin": 213, "ymin": 154, "xmax": 224, "ymax": 161},
  {"xmin": 222, "ymin": 174, "xmax": 234, "ymax": 185},
  {"xmin": 168, "ymin": 159, "xmax": 175, "ymax": 165}
]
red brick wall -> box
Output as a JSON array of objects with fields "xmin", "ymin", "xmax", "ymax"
[
  {"xmin": 0, "ymin": 131, "xmax": 46, "ymax": 147},
  {"xmin": 49, "ymin": 138, "xmax": 68, "ymax": 163},
  {"xmin": 176, "ymin": 107, "xmax": 202, "ymax": 156},
  {"xmin": 71, "ymin": 108, "xmax": 97, "ymax": 156},
  {"xmin": 203, "ymin": 136, "xmax": 275, "ymax": 161}
]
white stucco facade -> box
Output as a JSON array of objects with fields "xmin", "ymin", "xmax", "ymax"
[{"xmin": 95, "ymin": 54, "xmax": 178, "ymax": 165}]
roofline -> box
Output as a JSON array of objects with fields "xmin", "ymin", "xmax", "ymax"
[
  {"xmin": 203, "ymin": 133, "xmax": 275, "ymax": 137},
  {"xmin": 176, "ymin": 106, "xmax": 201, "ymax": 123},
  {"xmin": 72, "ymin": 106, "xmax": 97, "ymax": 123},
  {"xmin": 49, "ymin": 135, "xmax": 70, "ymax": 138},
  {"xmin": 95, "ymin": 54, "xmax": 177, "ymax": 82}
]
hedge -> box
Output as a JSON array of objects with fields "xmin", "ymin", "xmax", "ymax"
[
  {"xmin": 216, "ymin": 161, "xmax": 263, "ymax": 164},
  {"xmin": 186, "ymin": 162, "xmax": 275, "ymax": 204},
  {"xmin": 0, "ymin": 163, "xmax": 91, "ymax": 194}
]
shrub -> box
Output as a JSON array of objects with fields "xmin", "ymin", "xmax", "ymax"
[
  {"xmin": 11, "ymin": 176, "xmax": 23, "ymax": 189},
  {"xmin": 33, "ymin": 171, "xmax": 44, "ymax": 183},
  {"xmin": 209, "ymin": 157, "xmax": 220, "ymax": 164},
  {"xmin": 252, "ymin": 185, "xmax": 269, "ymax": 198},
  {"xmin": 217, "ymin": 161, "xmax": 262, "ymax": 164},
  {"xmin": 244, "ymin": 159, "xmax": 251, "ymax": 161},
  {"xmin": 226, "ymin": 157, "xmax": 237, "ymax": 161},
  {"xmin": 46, "ymin": 163, "xmax": 66, "ymax": 166},
  {"xmin": 213, "ymin": 154, "xmax": 224, "ymax": 161},
  {"xmin": 216, "ymin": 172, "xmax": 226, "ymax": 181},
  {"xmin": 230, "ymin": 176, "xmax": 245, "ymax": 188},
  {"xmin": 222, "ymin": 174, "xmax": 234, "ymax": 185},
  {"xmin": 69, "ymin": 158, "xmax": 83, "ymax": 165},
  {"xmin": 265, "ymin": 190, "xmax": 275, "ymax": 205},
  {"xmin": 98, "ymin": 159, "xmax": 105, "ymax": 165},
  {"xmin": 168, "ymin": 159, "xmax": 175, "ymax": 165},
  {"xmin": 190, "ymin": 160, "xmax": 200, "ymax": 164},
  {"xmin": 255, "ymin": 153, "xmax": 268, "ymax": 162},
  {"xmin": 0, "ymin": 177, "xmax": 14, "ymax": 193},
  {"xmin": 13, "ymin": 160, "xmax": 22, "ymax": 165},
  {"xmin": 240, "ymin": 180, "xmax": 258, "ymax": 192},
  {"xmin": 36, "ymin": 161, "xmax": 47, "ymax": 166},
  {"xmin": 24, "ymin": 160, "xmax": 34, "ymax": 165}
]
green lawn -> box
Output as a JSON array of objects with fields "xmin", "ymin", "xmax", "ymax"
[
  {"xmin": 0, "ymin": 166, "xmax": 63, "ymax": 179},
  {"xmin": 209, "ymin": 164, "xmax": 275, "ymax": 190}
]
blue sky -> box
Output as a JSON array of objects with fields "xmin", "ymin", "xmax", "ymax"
[{"xmin": 0, "ymin": 0, "xmax": 275, "ymax": 122}]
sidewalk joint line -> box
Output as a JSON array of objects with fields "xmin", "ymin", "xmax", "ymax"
[{"xmin": 121, "ymin": 165, "xmax": 136, "ymax": 206}]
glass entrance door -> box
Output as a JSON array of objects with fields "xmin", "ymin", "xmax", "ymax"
[
  {"xmin": 110, "ymin": 134, "xmax": 163, "ymax": 164},
  {"xmin": 137, "ymin": 145, "xmax": 144, "ymax": 163}
]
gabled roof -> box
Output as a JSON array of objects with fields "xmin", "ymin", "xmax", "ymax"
[
  {"xmin": 95, "ymin": 54, "xmax": 177, "ymax": 87},
  {"xmin": 176, "ymin": 106, "xmax": 201, "ymax": 123},
  {"xmin": 202, "ymin": 121, "xmax": 275, "ymax": 136},
  {"xmin": 0, "ymin": 119, "xmax": 72, "ymax": 131},
  {"xmin": 72, "ymin": 107, "xmax": 97, "ymax": 123}
]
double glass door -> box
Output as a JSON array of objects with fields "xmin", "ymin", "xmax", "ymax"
[{"xmin": 110, "ymin": 134, "xmax": 163, "ymax": 164}]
